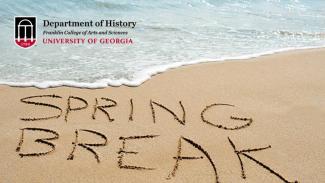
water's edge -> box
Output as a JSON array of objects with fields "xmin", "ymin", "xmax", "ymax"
[{"xmin": 1, "ymin": 45, "xmax": 324, "ymax": 89}]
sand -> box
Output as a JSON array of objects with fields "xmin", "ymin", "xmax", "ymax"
[{"xmin": 0, "ymin": 48, "xmax": 324, "ymax": 183}]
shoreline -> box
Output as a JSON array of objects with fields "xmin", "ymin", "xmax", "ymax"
[{"xmin": 1, "ymin": 46, "xmax": 324, "ymax": 89}]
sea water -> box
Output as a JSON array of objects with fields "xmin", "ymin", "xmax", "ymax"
[{"xmin": 0, "ymin": 0, "xmax": 324, "ymax": 88}]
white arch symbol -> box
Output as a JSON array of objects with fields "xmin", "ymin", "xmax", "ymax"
[{"xmin": 17, "ymin": 19, "xmax": 34, "ymax": 42}]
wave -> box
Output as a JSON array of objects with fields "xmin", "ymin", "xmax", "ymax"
[
  {"xmin": 275, "ymin": 31, "xmax": 325, "ymax": 38},
  {"xmin": 1, "ymin": 45, "xmax": 324, "ymax": 89}
]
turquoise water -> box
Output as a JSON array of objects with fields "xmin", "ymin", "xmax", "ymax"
[{"xmin": 0, "ymin": 0, "xmax": 324, "ymax": 88}]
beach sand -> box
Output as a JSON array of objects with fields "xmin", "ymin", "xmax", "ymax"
[{"xmin": 0, "ymin": 48, "xmax": 324, "ymax": 183}]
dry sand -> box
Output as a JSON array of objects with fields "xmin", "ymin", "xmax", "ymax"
[{"xmin": 0, "ymin": 48, "xmax": 324, "ymax": 183}]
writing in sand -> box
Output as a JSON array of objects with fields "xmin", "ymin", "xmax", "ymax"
[{"xmin": 15, "ymin": 94, "xmax": 298, "ymax": 183}]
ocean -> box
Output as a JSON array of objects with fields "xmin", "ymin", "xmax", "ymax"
[{"xmin": 0, "ymin": 0, "xmax": 324, "ymax": 88}]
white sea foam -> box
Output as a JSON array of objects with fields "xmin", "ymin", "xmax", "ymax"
[{"xmin": 0, "ymin": 46, "xmax": 323, "ymax": 89}]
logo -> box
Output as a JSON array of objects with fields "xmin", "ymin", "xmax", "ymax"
[{"xmin": 15, "ymin": 16, "xmax": 37, "ymax": 48}]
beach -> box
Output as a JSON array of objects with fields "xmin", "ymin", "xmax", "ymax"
[{"xmin": 0, "ymin": 48, "xmax": 324, "ymax": 183}]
